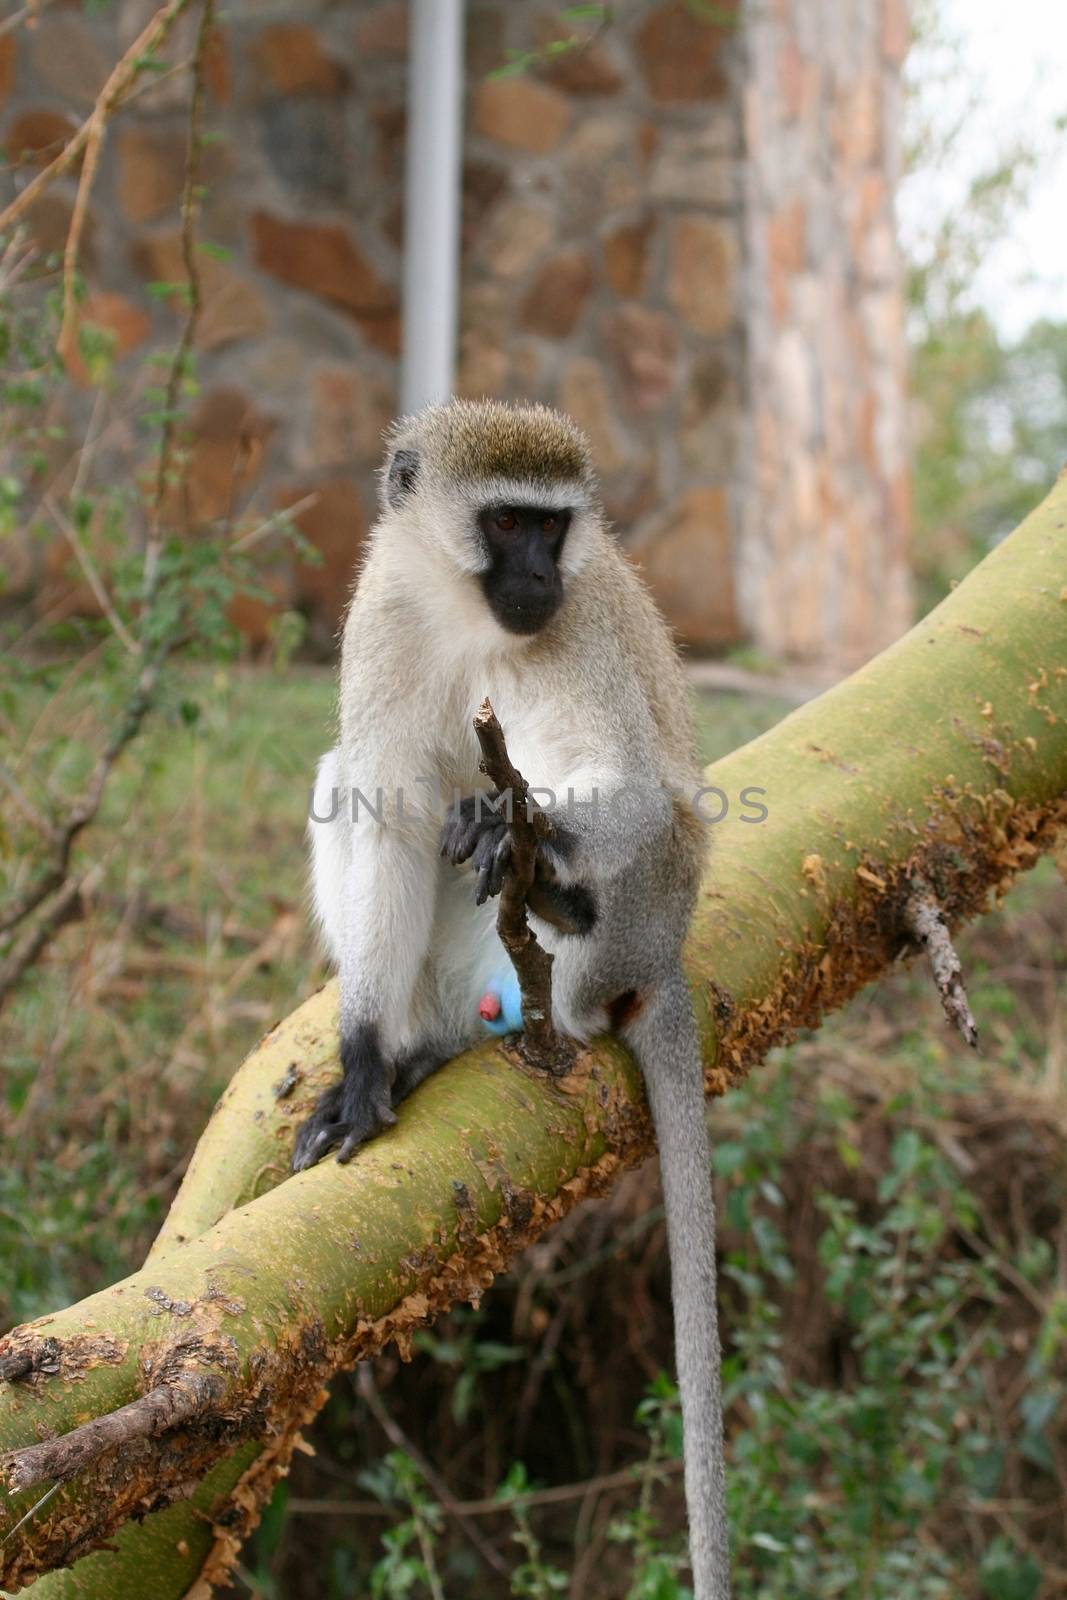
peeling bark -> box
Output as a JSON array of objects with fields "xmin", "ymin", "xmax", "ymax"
[{"xmin": 3, "ymin": 474, "xmax": 1067, "ymax": 1597}]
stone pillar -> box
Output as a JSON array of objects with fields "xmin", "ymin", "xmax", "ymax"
[{"xmin": 738, "ymin": 0, "xmax": 912, "ymax": 665}]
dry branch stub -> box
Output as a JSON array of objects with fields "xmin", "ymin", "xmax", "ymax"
[{"xmin": 902, "ymin": 879, "xmax": 979, "ymax": 1047}]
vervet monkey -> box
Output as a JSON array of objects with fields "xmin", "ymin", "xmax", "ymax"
[{"xmin": 295, "ymin": 400, "xmax": 728, "ymax": 1598}]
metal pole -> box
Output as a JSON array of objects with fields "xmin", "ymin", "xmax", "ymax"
[{"xmin": 400, "ymin": 0, "xmax": 466, "ymax": 415}]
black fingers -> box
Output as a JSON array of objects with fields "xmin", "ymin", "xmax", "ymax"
[
  {"xmin": 440, "ymin": 794, "xmax": 493, "ymax": 865},
  {"xmin": 471, "ymin": 821, "xmax": 510, "ymax": 904},
  {"xmin": 292, "ymin": 1081, "xmax": 345, "ymax": 1172},
  {"xmin": 440, "ymin": 793, "xmax": 512, "ymax": 874},
  {"xmin": 440, "ymin": 793, "xmax": 476, "ymax": 863},
  {"xmin": 487, "ymin": 830, "xmax": 512, "ymax": 900},
  {"xmin": 442, "ymin": 795, "xmax": 569, "ymax": 910},
  {"xmin": 291, "ymin": 1022, "xmax": 396, "ymax": 1172}
]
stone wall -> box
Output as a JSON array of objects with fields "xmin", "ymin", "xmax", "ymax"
[{"xmin": 0, "ymin": 0, "xmax": 911, "ymax": 666}]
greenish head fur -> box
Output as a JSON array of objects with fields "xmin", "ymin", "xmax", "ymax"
[{"xmin": 390, "ymin": 399, "xmax": 592, "ymax": 490}]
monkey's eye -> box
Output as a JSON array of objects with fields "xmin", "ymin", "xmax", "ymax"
[
  {"xmin": 542, "ymin": 514, "xmax": 559, "ymax": 536},
  {"xmin": 493, "ymin": 510, "xmax": 518, "ymax": 534}
]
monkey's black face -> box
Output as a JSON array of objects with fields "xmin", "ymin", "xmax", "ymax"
[{"xmin": 477, "ymin": 504, "xmax": 571, "ymax": 636}]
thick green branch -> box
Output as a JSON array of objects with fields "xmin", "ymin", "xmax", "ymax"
[{"xmin": 3, "ymin": 474, "xmax": 1067, "ymax": 1597}]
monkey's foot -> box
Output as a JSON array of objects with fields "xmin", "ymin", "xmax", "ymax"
[{"xmin": 291, "ymin": 1080, "xmax": 396, "ymax": 1171}]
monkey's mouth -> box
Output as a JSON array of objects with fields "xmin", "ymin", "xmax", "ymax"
[
  {"xmin": 481, "ymin": 580, "xmax": 562, "ymax": 636},
  {"xmin": 489, "ymin": 594, "xmax": 561, "ymax": 635}
]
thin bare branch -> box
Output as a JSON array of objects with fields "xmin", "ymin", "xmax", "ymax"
[
  {"xmin": 356, "ymin": 1367, "xmax": 511, "ymax": 1577},
  {"xmin": 0, "ymin": 656, "xmax": 162, "ymax": 981},
  {"xmin": 287, "ymin": 1460, "xmax": 681, "ymax": 1520},
  {"xmin": 44, "ymin": 497, "xmax": 138, "ymax": 655},
  {"xmin": 0, "ymin": 0, "xmax": 54, "ymax": 39},
  {"xmin": 0, "ymin": 868, "xmax": 94, "ymax": 1003},
  {"xmin": 69, "ymin": 386, "xmax": 106, "ymax": 502},
  {"xmin": 0, "ymin": 234, "xmax": 38, "ymax": 298},
  {"xmin": 0, "ymin": 1484, "xmax": 62, "ymax": 1552},
  {"xmin": 230, "ymin": 492, "xmax": 320, "ymax": 554},
  {"xmin": 56, "ymin": 118, "xmax": 106, "ymax": 364},
  {"xmin": 0, "ymin": 0, "xmax": 194, "ymax": 239},
  {"xmin": 0, "ymin": 761, "xmax": 56, "ymax": 845}
]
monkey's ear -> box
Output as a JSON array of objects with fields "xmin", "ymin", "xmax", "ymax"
[{"xmin": 385, "ymin": 448, "xmax": 420, "ymax": 509}]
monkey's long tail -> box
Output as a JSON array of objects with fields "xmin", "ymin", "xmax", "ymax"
[{"xmin": 626, "ymin": 975, "xmax": 730, "ymax": 1600}]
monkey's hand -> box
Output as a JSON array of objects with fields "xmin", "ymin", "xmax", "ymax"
[
  {"xmin": 440, "ymin": 793, "xmax": 517, "ymax": 906},
  {"xmin": 291, "ymin": 1027, "xmax": 397, "ymax": 1171}
]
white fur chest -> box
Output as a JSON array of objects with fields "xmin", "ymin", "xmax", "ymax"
[{"xmin": 467, "ymin": 668, "xmax": 585, "ymax": 800}]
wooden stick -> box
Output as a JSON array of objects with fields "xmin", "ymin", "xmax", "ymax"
[{"xmin": 473, "ymin": 698, "xmax": 575, "ymax": 1075}]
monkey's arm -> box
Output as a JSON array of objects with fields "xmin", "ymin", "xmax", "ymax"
[
  {"xmin": 295, "ymin": 730, "xmax": 442, "ymax": 1169},
  {"xmin": 540, "ymin": 756, "xmax": 677, "ymax": 885},
  {"xmin": 338, "ymin": 804, "xmax": 441, "ymax": 1036}
]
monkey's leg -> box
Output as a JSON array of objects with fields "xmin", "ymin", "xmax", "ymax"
[
  {"xmin": 526, "ymin": 873, "xmax": 597, "ymax": 936},
  {"xmin": 391, "ymin": 1043, "xmax": 451, "ymax": 1104}
]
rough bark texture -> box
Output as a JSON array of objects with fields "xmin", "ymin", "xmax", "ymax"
[{"xmin": 3, "ymin": 475, "xmax": 1067, "ymax": 1597}]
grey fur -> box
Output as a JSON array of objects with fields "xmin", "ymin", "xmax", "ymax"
[{"xmin": 301, "ymin": 400, "xmax": 730, "ymax": 1598}]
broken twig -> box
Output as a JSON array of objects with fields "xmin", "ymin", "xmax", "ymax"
[
  {"xmin": 0, "ymin": 1370, "xmax": 223, "ymax": 1494},
  {"xmin": 0, "ymin": 1338, "xmax": 61, "ymax": 1385},
  {"xmin": 903, "ymin": 881, "xmax": 979, "ymax": 1048},
  {"xmin": 473, "ymin": 698, "xmax": 575, "ymax": 1075}
]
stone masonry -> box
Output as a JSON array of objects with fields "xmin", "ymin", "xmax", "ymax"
[{"xmin": 0, "ymin": 0, "xmax": 911, "ymax": 665}]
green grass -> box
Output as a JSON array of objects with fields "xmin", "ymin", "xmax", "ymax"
[{"xmin": 1, "ymin": 663, "xmax": 335, "ymax": 1321}]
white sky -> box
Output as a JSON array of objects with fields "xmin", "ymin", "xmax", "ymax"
[{"xmin": 898, "ymin": 0, "xmax": 1067, "ymax": 339}]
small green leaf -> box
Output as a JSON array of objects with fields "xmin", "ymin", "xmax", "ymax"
[{"xmin": 146, "ymin": 280, "xmax": 189, "ymax": 301}]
